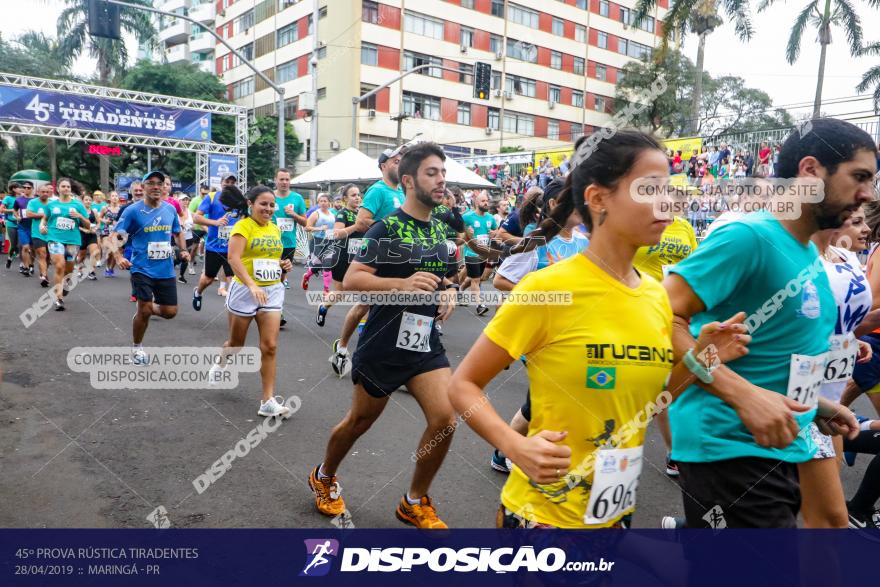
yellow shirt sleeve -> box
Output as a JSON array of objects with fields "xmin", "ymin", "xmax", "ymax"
[{"xmin": 483, "ymin": 271, "xmax": 552, "ymax": 360}]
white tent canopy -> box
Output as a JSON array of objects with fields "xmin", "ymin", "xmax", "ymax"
[{"xmin": 290, "ymin": 146, "xmax": 497, "ymax": 191}]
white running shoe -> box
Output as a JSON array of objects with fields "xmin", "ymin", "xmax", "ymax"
[
  {"xmin": 132, "ymin": 347, "xmax": 148, "ymax": 366},
  {"xmin": 329, "ymin": 339, "xmax": 351, "ymax": 378},
  {"xmin": 188, "ymin": 265, "xmax": 195, "ymax": 275},
  {"xmin": 207, "ymin": 363, "xmax": 226, "ymax": 386},
  {"xmin": 258, "ymin": 396, "xmax": 292, "ymax": 418}
]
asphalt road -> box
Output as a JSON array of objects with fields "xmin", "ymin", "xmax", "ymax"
[{"xmin": 0, "ymin": 260, "xmax": 874, "ymax": 529}]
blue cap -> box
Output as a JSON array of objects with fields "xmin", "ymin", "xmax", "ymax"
[{"xmin": 142, "ymin": 170, "xmax": 167, "ymax": 182}]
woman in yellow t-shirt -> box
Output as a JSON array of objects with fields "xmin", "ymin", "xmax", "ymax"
[
  {"xmin": 449, "ymin": 131, "xmax": 751, "ymax": 529},
  {"xmin": 210, "ymin": 186, "xmax": 295, "ymax": 419}
]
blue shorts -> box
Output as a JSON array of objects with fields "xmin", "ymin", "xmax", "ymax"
[
  {"xmin": 18, "ymin": 228, "xmax": 32, "ymax": 247},
  {"xmin": 852, "ymin": 334, "xmax": 880, "ymax": 391}
]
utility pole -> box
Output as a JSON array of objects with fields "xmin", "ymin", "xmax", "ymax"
[{"xmin": 391, "ymin": 114, "xmax": 411, "ymax": 146}]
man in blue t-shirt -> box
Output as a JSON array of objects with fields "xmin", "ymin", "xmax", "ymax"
[
  {"xmin": 664, "ymin": 119, "xmax": 875, "ymax": 528},
  {"xmin": 111, "ymin": 170, "xmax": 187, "ymax": 364},
  {"xmin": 192, "ymin": 173, "xmax": 240, "ymax": 311}
]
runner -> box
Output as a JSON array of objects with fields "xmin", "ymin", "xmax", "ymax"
[
  {"xmin": 308, "ymin": 143, "xmax": 457, "ymax": 528},
  {"xmin": 39, "ymin": 178, "xmax": 91, "ymax": 311},
  {"xmin": 13, "ymin": 181, "xmax": 35, "ymax": 276},
  {"xmin": 272, "ymin": 168, "xmax": 307, "ymax": 294},
  {"xmin": 316, "ymin": 184, "xmax": 361, "ymax": 327},
  {"xmin": 208, "ymin": 185, "xmax": 293, "ymax": 417},
  {"xmin": 75, "ymin": 194, "xmax": 100, "ymax": 281},
  {"xmin": 448, "ymin": 130, "xmax": 751, "ymax": 528},
  {"xmin": 329, "ymin": 146, "xmax": 404, "ymax": 377},
  {"xmin": 192, "ymin": 174, "xmax": 241, "ymax": 310},
  {"xmin": 189, "ymin": 184, "xmax": 210, "ymax": 274},
  {"xmin": 300, "ymin": 194, "xmax": 336, "ymax": 293},
  {"xmin": 176, "ymin": 194, "xmax": 195, "ymax": 284},
  {"xmin": 0, "ymin": 182, "xmax": 19, "ymax": 269},
  {"xmin": 97, "ymin": 191, "xmax": 123, "ymax": 278},
  {"xmin": 26, "ymin": 184, "xmax": 52, "ymax": 287},
  {"xmin": 110, "ymin": 171, "xmax": 187, "ymax": 364},
  {"xmin": 664, "ymin": 118, "xmax": 870, "ymax": 528},
  {"xmin": 460, "ymin": 192, "xmax": 497, "ymax": 316}
]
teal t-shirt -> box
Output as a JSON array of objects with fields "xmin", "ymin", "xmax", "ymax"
[
  {"xmin": 361, "ymin": 180, "xmax": 402, "ymax": 222},
  {"xmin": 668, "ymin": 211, "xmax": 834, "ymax": 464},
  {"xmin": 273, "ymin": 192, "xmax": 307, "ymax": 249},
  {"xmin": 2, "ymin": 195, "xmax": 17, "ymax": 228},
  {"xmin": 27, "ymin": 199, "xmax": 50, "ymax": 238},
  {"xmin": 462, "ymin": 211, "xmax": 498, "ymax": 257},
  {"xmin": 44, "ymin": 199, "xmax": 88, "ymax": 246}
]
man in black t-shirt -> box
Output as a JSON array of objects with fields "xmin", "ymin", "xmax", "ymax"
[{"xmin": 308, "ymin": 143, "xmax": 458, "ymax": 529}]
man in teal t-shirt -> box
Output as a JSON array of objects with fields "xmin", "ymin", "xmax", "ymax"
[
  {"xmin": 1, "ymin": 189, "xmax": 18, "ymax": 268},
  {"xmin": 461, "ymin": 191, "xmax": 497, "ymax": 316},
  {"xmin": 272, "ymin": 168, "xmax": 307, "ymax": 290},
  {"xmin": 664, "ymin": 118, "xmax": 876, "ymax": 528}
]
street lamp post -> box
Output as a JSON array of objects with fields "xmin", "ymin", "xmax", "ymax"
[{"xmin": 105, "ymin": 0, "xmax": 287, "ymax": 168}]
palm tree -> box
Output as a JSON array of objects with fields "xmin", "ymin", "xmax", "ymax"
[
  {"xmin": 56, "ymin": 0, "xmax": 156, "ymax": 190},
  {"xmin": 759, "ymin": 0, "xmax": 866, "ymax": 118},
  {"xmin": 856, "ymin": 42, "xmax": 880, "ymax": 113},
  {"xmin": 635, "ymin": 0, "xmax": 753, "ymax": 135}
]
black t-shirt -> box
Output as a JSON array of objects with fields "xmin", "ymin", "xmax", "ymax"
[
  {"xmin": 353, "ymin": 209, "xmax": 451, "ymax": 360},
  {"xmin": 432, "ymin": 205, "xmax": 464, "ymax": 241}
]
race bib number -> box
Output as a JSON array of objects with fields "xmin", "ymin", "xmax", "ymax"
[
  {"xmin": 347, "ymin": 238, "xmax": 363, "ymax": 255},
  {"xmin": 253, "ymin": 259, "xmax": 281, "ymax": 282},
  {"xmin": 147, "ymin": 241, "xmax": 173, "ymax": 260},
  {"xmin": 787, "ymin": 353, "xmax": 827, "ymax": 408},
  {"xmin": 218, "ymin": 225, "xmax": 232, "ymax": 240},
  {"xmin": 276, "ymin": 218, "xmax": 294, "ymax": 232},
  {"xmin": 476, "ymin": 234, "xmax": 490, "ymax": 246},
  {"xmin": 55, "ymin": 217, "xmax": 75, "ymax": 231},
  {"xmin": 396, "ymin": 312, "xmax": 433, "ymax": 353},
  {"xmin": 824, "ymin": 333, "xmax": 857, "ymax": 383},
  {"xmin": 584, "ymin": 446, "xmax": 643, "ymax": 525}
]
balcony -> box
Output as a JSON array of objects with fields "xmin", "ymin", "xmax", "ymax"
[
  {"xmin": 189, "ymin": 2, "xmax": 216, "ymax": 24},
  {"xmin": 158, "ymin": 21, "xmax": 190, "ymax": 46},
  {"xmin": 189, "ymin": 33, "xmax": 215, "ymax": 53},
  {"xmin": 164, "ymin": 43, "xmax": 191, "ymax": 64},
  {"xmin": 158, "ymin": 0, "xmax": 187, "ymax": 13}
]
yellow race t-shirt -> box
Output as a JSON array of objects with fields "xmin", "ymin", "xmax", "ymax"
[
  {"xmin": 632, "ymin": 217, "xmax": 697, "ymax": 282},
  {"xmin": 484, "ymin": 253, "xmax": 673, "ymax": 528},
  {"xmin": 230, "ymin": 217, "xmax": 284, "ymax": 286}
]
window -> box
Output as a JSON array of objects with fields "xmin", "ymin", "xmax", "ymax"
[
  {"xmin": 461, "ymin": 0, "xmax": 475, "ymax": 7},
  {"xmin": 491, "ymin": 71, "xmax": 501, "ymax": 89},
  {"xmin": 623, "ymin": 40, "xmax": 650, "ymax": 59},
  {"xmin": 361, "ymin": 42, "xmax": 378, "ymax": 66},
  {"xmin": 598, "ymin": 31, "xmax": 608, "ymax": 49},
  {"xmin": 503, "ymin": 112, "xmax": 534, "ymax": 136},
  {"xmin": 576, "ymin": 0, "xmax": 587, "ymax": 8},
  {"xmin": 404, "ymin": 12, "xmax": 444, "ymax": 39},
  {"xmin": 572, "ymin": 90, "xmax": 584, "ymax": 108},
  {"xmin": 509, "ymin": 4, "xmax": 539, "ymax": 28},
  {"xmin": 491, "ymin": 0, "xmax": 505, "ymax": 17},
  {"xmin": 284, "ymin": 96, "xmax": 298, "ymax": 119},
  {"xmin": 232, "ymin": 76, "xmax": 254, "ymax": 99},
  {"xmin": 457, "ymin": 103, "xmax": 471, "ymax": 125},
  {"xmin": 596, "ymin": 63, "xmax": 607, "ymax": 81},
  {"xmin": 488, "ymin": 107, "xmax": 500, "ymax": 129},
  {"xmin": 236, "ymin": 10, "xmax": 255, "ymax": 33},
  {"xmin": 507, "ymin": 38, "xmax": 537, "ymax": 63},
  {"xmin": 460, "ymin": 26, "xmax": 474, "ymax": 48},
  {"xmin": 575, "ymin": 24, "xmax": 586, "ymax": 43},
  {"xmin": 240, "ymin": 42, "xmax": 254, "ymax": 62},
  {"xmin": 599, "ymin": 0, "xmax": 609, "ymax": 17},
  {"xmin": 550, "ymin": 50, "xmax": 562, "ymax": 70},
  {"xmin": 549, "ymin": 85, "xmax": 561, "ymax": 103},
  {"xmin": 459, "ymin": 63, "xmax": 473, "ymax": 84},
  {"xmin": 317, "ymin": 87, "xmax": 326, "ymax": 100},
  {"xmin": 404, "ymin": 51, "xmax": 442, "ymax": 77},
  {"xmin": 571, "ymin": 125, "xmax": 584, "ymax": 142},
  {"xmin": 618, "ymin": 38, "xmax": 628, "ymax": 55},
  {"xmin": 403, "ymin": 92, "xmax": 441, "ymax": 120},
  {"xmin": 317, "ymin": 46, "xmax": 327, "ymax": 59},
  {"xmin": 548, "ymin": 120, "xmax": 559, "ymax": 140},
  {"xmin": 362, "ymin": 0, "xmax": 379, "ymax": 24},
  {"xmin": 638, "ymin": 16, "xmax": 655, "ymax": 33},
  {"xmin": 489, "ymin": 34, "xmax": 503, "ymax": 54},
  {"xmin": 573, "ymin": 56, "xmax": 584, "ymax": 75},
  {"xmin": 505, "ymin": 74, "xmax": 536, "ymax": 97},
  {"xmin": 359, "ymin": 84, "xmax": 377, "ymax": 110},
  {"xmin": 276, "ymin": 60, "xmax": 298, "ymax": 83},
  {"xmin": 595, "ymin": 96, "xmax": 606, "ymax": 112},
  {"xmin": 277, "ymin": 22, "xmax": 298, "ymax": 47},
  {"xmin": 620, "ymin": 7, "xmax": 632, "ymax": 26},
  {"xmin": 552, "ymin": 18, "xmax": 564, "ymax": 36}
]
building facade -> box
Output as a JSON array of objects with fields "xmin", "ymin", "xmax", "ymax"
[
  {"xmin": 155, "ymin": 0, "xmax": 218, "ymax": 74},
  {"xmin": 212, "ymin": 0, "xmax": 669, "ymax": 168}
]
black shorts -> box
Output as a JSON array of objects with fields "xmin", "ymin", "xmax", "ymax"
[
  {"xmin": 521, "ymin": 389, "xmax": 532, "ymax": 421},
  {"xmin": 465, "ymin": 258, "xmax": 486, "ymax": 278},
  {"xmin": 352, "ymin": 351, "xmax": 450, "ymax": 398},
  {"xmin": 32, "ymin": 237, "xmax": 47, "ymax": 250},
  {"xmin": 281, "ymin": 247, "xmax": 297, "ymax": 261},
  {"xmin": 190, "ymin": 231, "xmax": 204, "ymax": 244},
  {"xmin": 678, "ymin": 457, "xmax": 800, "ymax": 528},
  {"xmin": 184, "ymin": 237, "xmax": 195, "ymax": 249},
  {"xmin": 131, "ymin": 272, "xmax": 178, "ymax": 306},
  {"xmin": 204, "ymin": 250, "xmax": 231, "ymax": 279},
  {"xmin": 330, "ymin": 250, "xmax": 351, "ymax": 283},
  {"xmin": 81, "ymin": 232, "xmax": 98, "ymax": 248}
]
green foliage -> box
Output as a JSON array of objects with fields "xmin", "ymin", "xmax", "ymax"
[{"xmin": 500, "ymin": 146, "xmax": 525, "ymax": 153}]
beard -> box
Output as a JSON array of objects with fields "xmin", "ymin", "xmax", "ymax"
[
  {"xmin": 814, "ymin": 200, "xmax": 853, "ymax": 230},
  {"xmin": 478, "ymin": 205, "xmax": 489, "ymax": 212},
  {"xmin": 388, "ymin": 169, "xmax": 400, "ymax": 184},
  {"xmin": 413, "ymin": 182, "xmax": 441, "ymax": 209}
]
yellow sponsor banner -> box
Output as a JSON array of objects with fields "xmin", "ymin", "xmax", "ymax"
[
  {"xmin": 664, "ymin": 136, "xmax": 703, "ymax": 156},
  {"xmin": 534, "ymin": 146, "xmax": 574, "ymax": 168}
]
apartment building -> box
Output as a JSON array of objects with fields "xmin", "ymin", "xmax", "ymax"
[
  {"xmin": 155, "ymin": 0, "xmax": 218, "ymax": 74},
  {"xmin": 213, "ymin": 0, "xmax": 669, "ymax": 167}
]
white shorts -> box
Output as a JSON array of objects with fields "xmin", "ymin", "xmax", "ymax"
[
  {"xmin": 225, "ymin": 280, "xmax": 284, "ymax": 317},
  {"xmin": 808, "ymin": 422, "xmax": 836, "ymax": 460}
]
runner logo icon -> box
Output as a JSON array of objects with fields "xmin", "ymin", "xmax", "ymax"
[{"xmin": 300, "ymin": 539, "xmax": 339, "ymax": 577}]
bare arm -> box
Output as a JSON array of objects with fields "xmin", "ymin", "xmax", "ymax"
[{"xmin": 352, "ymin": 207, "xmax": 376, "ymax": 234}]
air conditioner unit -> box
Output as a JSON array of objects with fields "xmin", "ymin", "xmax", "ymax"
[
  {"xmin": 494, "ymin": 89, "xmax": 502, "ymax": 98},
  {"xmin": 329, "ymin": 139, "xmax": 340, "ymax": 151},
  {"xmin": 368, "ymin": 109, "xmax": 376, "ymax": 119},
  {"xmin": 503, "ymin": 91, "xmax": 513, "ymax": 100},
  {"xmin": 485, "ymin": 127, "xmax": 493, "ymax": 136},
  {"xmin": 495, "ymin": 50, "xmax": 503, "ymax": 61},
  {"xmin": 460, "ymin": 43, "xmax": 468, "ymax": 53},
  {"xmin": 548, "ymin": 100, "xmax": 556, "ymax": 109}
]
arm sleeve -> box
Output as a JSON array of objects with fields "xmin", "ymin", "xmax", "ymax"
[
  {"xmin": 483, "ymin": 271, "xmax": 551, "ymax": 360},
  {"xmin": 496, "ymin": 251, "xmax": 538, "ymax": 284}
]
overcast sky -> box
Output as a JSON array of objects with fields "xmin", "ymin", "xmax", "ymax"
[{"xmin": 3, "ymin": 0, "xmax": 878, "ymax": 122}]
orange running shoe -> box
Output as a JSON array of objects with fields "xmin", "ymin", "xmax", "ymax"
[
  {"xmin": 395, "ymin": 494, "xmax": 448, "ymax": 529},
  {"xmin": 308, "ymin": 466, "xmax": 346, "ymax": 517}
]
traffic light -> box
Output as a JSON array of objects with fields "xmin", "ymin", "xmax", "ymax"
[
  {"xmin": 473, "ymin": 62, "xmax": 491, "ymax": 100},
  {"xmin": 88, "ymin": 0, "xmax": 121, "ymax": 40}
]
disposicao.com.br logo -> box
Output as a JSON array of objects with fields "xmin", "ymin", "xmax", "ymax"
[{"xmin": 298, "ymin": 539, "xmax": 614, "ymax": 575}]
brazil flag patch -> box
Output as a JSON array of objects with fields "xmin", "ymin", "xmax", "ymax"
[{"xmin": 586, "ymin": 367, "xmax": 616, "ymax": 389}]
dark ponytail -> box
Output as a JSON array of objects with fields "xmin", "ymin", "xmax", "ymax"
[{"xmin": 512, "ymin": 130, "xmax": 663, "ymax": 254}]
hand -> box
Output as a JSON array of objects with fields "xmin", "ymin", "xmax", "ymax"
[
  {"xmin": 815, "ymin": 399, "xmax": 860, "ymax": 440},
  {"xmin": 508, "ymin": 430, "xmax": 572, "ymax": 485},
  {"xmin": 333, "ymin": 228, "xmax": 347, "ymax": 240},
  {"xmin": 694, "ymin": 311, "xmax": 751, "ymax": 365},
  {"xmin": 248, "ymin": 285, "xmax": 267, "ymax": 306},
  {"xmin": 68, "ymin": 209, "xmax": 80, "ymax": 219},
  {"xmin": 117, "ymin": 257, "xmax": 131, "ymax": 270},
  {"xmin": 402, "ymin": 271, "xmax": 440, "ymax": 292},
  {"xmin": 39, "ymin": 223, "xmax": 48, "ymax": 235},
  {"xmin": 216, "ymin": 216, "xmax": 229, "ymax": 227},
  {"xmin": 437, "ymin": 288, "xmax": 456, "ymax": 321},
  {"xmin": 284, "ymin": 204, "xmax": 295, "ymax": 215},
  {"xmin": 734, "ymin": 385, "xmax": 810, "ymax": 448},
  {"xmin": 280, "ymin": 259, "xmax": 293, "ymax": 272},
  {"xmin": 857, "ymin": 340, "xmax": 872, "ymax": 363}
]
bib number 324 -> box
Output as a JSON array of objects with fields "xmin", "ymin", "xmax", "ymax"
[
  {"xmin": 583, "ymin": 446, "xmax": 643, "ymax": 525},
  {"xmin": 396, "ymin": 312, "xmax": 433, "ymax": 353}
]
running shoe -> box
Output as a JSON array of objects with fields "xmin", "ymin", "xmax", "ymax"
[
  {"xmin": 283, "ymin": 279, "xmax": 290, "ymax": 289},
  {"xmin": 258, "ymin": 396, "xmax": 292, "ymax": 418},
  {"xmin": 665, "ymin": 455, "xmax": 680, "ymax": 477},
  {"xmin": 395, "ymin": 495, "xmax": 448, "ymax": 529},
  {"xmin": 847, "ymin": 503, "xmax": 879, "ymax": 529},
  {"xmin": 29, "ymin": 265, "xmax": 34, "ymax": 275},
  {"xmin": 329, "ymin": 339, "xmax": 351, "ymax": 377},
  {"xmin": 218, "ymin": 286, "xmax": 227, "ymax": 297},
  {"xmin": 280, "ymin": 314, "xmax": 287, "ymax": 327},
  {"xmin": 491, "ymin": 449, "xmax": 511, "ymax": 474},
  {"xmin": 103, "ymin": 269, "xmax": 112, "ymax": 278},
  {"xmin": 129, "ymin": 295, "xmax": 137, "ymax": 303},
  {"xmin": 76, "ymin": 270, "xmax": 83, "ymax": 279},
  {"xmin": 475, "ymin": 304, "xmax": 489, "ymax": 316},
  {"xmin": 192, "ymin": 287, "xmax": 202, "ymax": 311},
  {"xmin": 188, "ymin": 265, "xmax": 195, "ymax": 275},
  {"xmin": 4, "ymin": 257, "xmax": 10, "ymax": 269},
  {"xmin": 661, "ymin": 516, "xmax": 686, "ymax": 529},
  {"xmin": 40, "ymin": 276, "xmax": 49, "ymax": 288},
  {"xmin": 54, "ymin": 299, "xmax": 64, "ymax": 311},
  {"xmin": 95, "ymin": 260, "xmax": 102, "ymax": 268},
  {"xmin": 132, "ymin": 347, "xmax": 148, "ymax": 366},
  {"xmin": 177, "ymin": 276, "xmax": 187, "ymax": 284},
  {"xmin": 87, "ymin": 272, "xmax": 97, "ymax": 281},
  {"xmin": 301, "ymin": 272, "xmax": 310, "ymax": 290},
  {"xmin": 316, "ymin": 305, "xmax": 327, "ymax": 327},
  {"xmin": 308, "ymin": 466, "xmax": 346, "ymax": 517},
  {"xmin": 207, "ymin": 364, "xmax": 226, "ymax": 386},
  {"xmin": 62, "ymin": 288, "xmax": 70, "ymax": 298}
]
